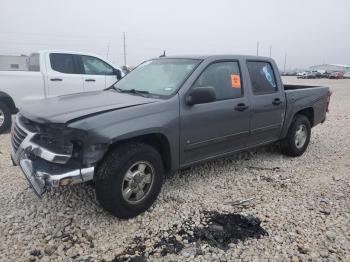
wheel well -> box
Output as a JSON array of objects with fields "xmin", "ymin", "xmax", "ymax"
[
  {"xmin": 296, "ymin": 108, "xmax": 314, "ymax": 127},
  {"xmin": 0, "ymin": 93, "xmax": 17, "ymax": 114},
  {"xmin": 110, "ymin": 133, "xmax": 172, "ymax": 173}
]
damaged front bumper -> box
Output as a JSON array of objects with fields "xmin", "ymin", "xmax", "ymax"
[{"xmin": 11, "ymin": 117, "xmax": 95, "ymax": 197}]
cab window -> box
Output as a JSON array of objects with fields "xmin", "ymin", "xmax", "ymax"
[
  {"xmin": 81, "ymin": 56, "xmax": 114, "ymax": 75},
  {"xmin": 247, "ymin": 61, "xmax": 277, "ymax": 94},
  {"xmin": 50, "ymin": 53, "xmax": 77, "ymax": 74},
  {"xmin": 193, "ymin": 61, "xmax": 242, "ymax": 100}
]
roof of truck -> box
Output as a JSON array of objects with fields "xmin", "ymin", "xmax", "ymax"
[{"xmin": 152, "ymin": 54, "xmax": 272, "ymax": 60}]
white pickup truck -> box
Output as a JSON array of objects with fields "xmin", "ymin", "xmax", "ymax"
[{"xmin": 0, "ymin": 50, "xmax": 122, "ymax": 133}]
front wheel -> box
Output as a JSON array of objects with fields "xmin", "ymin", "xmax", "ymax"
[
  {"xmin": 0, "ymin": 102, "xmax": 12, "ymax": 134},
  {"xmin": 280, "ymin": 114, "xmax": 311, "ymax": 156},
  {"xmin": 95, "ymin": 143, "xmax": 164, "ymax": 219}
]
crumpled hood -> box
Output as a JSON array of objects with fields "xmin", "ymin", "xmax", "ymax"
[{"xmin": 20, "ymin": 90, "xmax": 160, "ymax": 124}]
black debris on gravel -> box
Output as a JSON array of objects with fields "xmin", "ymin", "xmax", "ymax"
[
  {"xmin": 110, "ymin": 236, "xmax": 147, "ymax": 262},
  {"xmin": 190, "ymin": 211, "xmax": 268, "ymax": 249},
  {"xmin": 110, "ymin": 211, "xmax": 268, "ymax": 260},
  {"xmin": 112, "ymin": 256, "xmax": 147, "ymax": 262},
  {"xmin": 153, "ymin": 235, "xmax": 184, "ymax": 256},
  {"xmin": 30, "ymin": 249, "xmax": 41, "ymax": 257}
]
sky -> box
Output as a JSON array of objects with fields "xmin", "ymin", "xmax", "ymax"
[{"xmin": 0, "ymin": 0, "xmax": 349, "ymax": 70}]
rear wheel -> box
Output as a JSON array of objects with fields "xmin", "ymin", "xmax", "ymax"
[
  {"xmin": 0, "ymin": 102, "xmax": 12, "ymax": 134},
  {"xmin": 95, "ymin": 143, "xmax": 164, "ymax": 219},
  {"xmin": 281, "ymin": 114, "xmax": 311, "ymax": 156}
]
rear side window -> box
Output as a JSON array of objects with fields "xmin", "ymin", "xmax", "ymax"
[
  {"xmin": 193, "ymin": 61, "xmax": 242, "ymax": 100},
  {"xmin": 247, "ymin": 61, "xmax": 277, "ymax": 94},
  {"xmin": 81, "ymin": 55, "xmax": 114, "ymax": 75},
  {"xmin": 50, "ymin": 53, "xmax": 77, "ymax": 74},
  {"xmin": 27, "ymin": 53, "xmax": 40, "ymax": 71}
]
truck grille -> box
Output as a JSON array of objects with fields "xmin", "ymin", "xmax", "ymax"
[{"xmin": 11, "ymin": 123, "xmax": 27, "ymax": 152}]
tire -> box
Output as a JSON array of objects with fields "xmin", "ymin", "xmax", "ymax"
[
  {"xmin": 95, "ymin": 142, "xmax": 164, "ymax": 219},
  {"xmin": 281, "ymin": 114, "xmax": 311, "ymax": 157},
  {"xmin": 0, "ymin": 102, "xmax": 12, "ymax": 134}
]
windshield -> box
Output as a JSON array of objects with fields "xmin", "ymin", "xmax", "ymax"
[{"xmin": 112, "ymin": 58, "xmax": 201, "ymax": 97}]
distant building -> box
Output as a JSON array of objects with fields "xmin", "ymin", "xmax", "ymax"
[
  {"xmin": 0, "ymin": 55, "xmax": 28, "ymax": 71},
  {"xmin": 309, "ymin": 64, "xmax": 350, "ymax": 73}
]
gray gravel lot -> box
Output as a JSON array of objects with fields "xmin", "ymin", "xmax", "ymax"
[{"xmin": 0, "ymin": 77, "xmax": 349, "ymax": 262}]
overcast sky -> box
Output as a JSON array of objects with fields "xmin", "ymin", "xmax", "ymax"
[{"xmin": 0, "ymin": 0, "xmax": 349, "ymax": 69}]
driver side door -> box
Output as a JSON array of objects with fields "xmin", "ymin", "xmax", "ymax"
[{"xmin": 180, "ymin": 61, "xmax": 251, "ymax": 166}]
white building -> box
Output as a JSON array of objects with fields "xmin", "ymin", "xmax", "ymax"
[
  {"xmin": 309, "ymin": 64, "xmax": 350, "ymax": 73},
  {"xmin": 0, "ymin": 55, "xmax": 28, "ymax": 71}
]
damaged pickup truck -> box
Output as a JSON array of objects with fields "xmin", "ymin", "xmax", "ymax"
[{"xmin": 11, "ymin": 55, "xmax": 331, "ymax": 218}]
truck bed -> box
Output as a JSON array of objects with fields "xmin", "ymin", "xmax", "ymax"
[
  {"xmin": 283, "ymin": 84, "xmax": 324, "ymax": 90},
  {"xmin": 282, "ymin": 84, "xmax": 329, "ymax": 134}
]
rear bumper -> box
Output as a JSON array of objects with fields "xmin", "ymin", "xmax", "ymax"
[{"xmin": 11, "ymin": 117, "xmax": 94, "ymax": 197}]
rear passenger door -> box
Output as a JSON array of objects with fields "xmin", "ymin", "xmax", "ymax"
[
  {"xmin": 79, "ymin": 55, "xmax": 116, "ymax": 91},
  {"xmin": 180, "ymin": 61, "xmax": 251, "ymax": 165},
  {"xmin": 246, "ymin": 61, "xmax": 285, "ymax": 143},
  {"xmin": 46, "ymin": 53, "xmax": 84, "ymax": 97}
]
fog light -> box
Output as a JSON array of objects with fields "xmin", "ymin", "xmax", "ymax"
[{"xmin": 59, "ymin": 177, "xmax": 73, "ymax": 186}]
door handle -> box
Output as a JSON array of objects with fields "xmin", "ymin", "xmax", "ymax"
[
  {"xmin": 50, "ymin": 78, "xmax": 62, "ymax": 81},
  {"xmin": 272, "ymin": 98, "xmax": 282, "ymax": 105},
  {"xmin": 234, "ymin": 103, "xmax": 249, "ymax": 111},
  {"xmin": 85, "ymin": 79, "xmax": 96, "ymax": 82}
]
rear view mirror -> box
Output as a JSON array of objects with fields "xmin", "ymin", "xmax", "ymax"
[{"xmin": 186, "ymin": 86, "xmax": 216, "ymax": 105}]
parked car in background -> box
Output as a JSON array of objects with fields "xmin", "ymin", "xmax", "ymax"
[
  {"xmin": 11, "ymin": 55, "xmax": 331, "ymax": 218},
  {"xmin": 343, "ymin": 72, "xmax": 350, "ymax": 79},
  {"xmin": 329, "ymin": 71, "xmax": 344, "ymax": 79},
  {"xmin": 321, "ymin": 71, "xmax": 331, "ymax": 78},
  {"xmin": 282, "ymin": 71, "xmax": 297, "ymax": 76},
  {"xmin": 314, "ymin": 71, "xmax": 322, "ymax": 78},
  {"xmin": 302, "ymin": 71, "xmax": 317, "ymax": 79},
  {"xmin": 0, "ymin": 50, "xmax": 123, "ymax": 133},
  {"xmin": 297, "ymin": 71, "xmax": 308, "ymax": 78}
]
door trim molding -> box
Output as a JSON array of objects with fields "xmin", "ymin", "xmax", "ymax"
[
  {"xmin": 250, "ymin": 123, "xmax": 281, "ymax": 135},
  {"xmin": 181, "ymin": 138, "xmax": 277, "ymax": 169},
  {"xmin": 184, "ymin": 130, "xmax": 249, "ymax": 152}
]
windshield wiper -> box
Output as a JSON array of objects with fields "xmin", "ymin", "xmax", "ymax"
[{"xmin": 113, "ymin": 87, "xmax": 150, "ymax": 97}]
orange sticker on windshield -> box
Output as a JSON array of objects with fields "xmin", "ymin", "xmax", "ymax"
[{"xmin": 231, "ymin": 74, "xmax": 241, "ymax": 88}]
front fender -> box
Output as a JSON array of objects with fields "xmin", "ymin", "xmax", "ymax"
[{"xmin": 68, "ymin": 96, "xmax": 180, "ymax": 169}]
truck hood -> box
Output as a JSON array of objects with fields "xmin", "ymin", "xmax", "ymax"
[{"xmin": 20, "ymin": 90, "xmax": 161, "ymax": 124}]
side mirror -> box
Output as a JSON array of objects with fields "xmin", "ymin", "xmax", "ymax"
[
  {"xmin": 186, "ymin": 86, "xmax": 216, "ymax": 106},
  {"xmin": 114, "ymin": 69, "xmax": 122, "ymax": 80}
]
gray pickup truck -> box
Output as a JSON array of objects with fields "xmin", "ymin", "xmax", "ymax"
[{"xmin": 11, "ymin": 55, "xmax": 331, "ymax": 218}]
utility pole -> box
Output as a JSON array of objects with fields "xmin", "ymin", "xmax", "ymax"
[
  {"xmin": 123, "ymin": 32, "xmax": 126, "ymax": 66},
  {"xmin": 283, "ymin": 53, "xmax": 287, "ymax": 72},
  {"xmin": 106, "ymin": 41, "xmax": 110, "ymax": 60},
  {"xmin": 269, "ymin": 45, "xmax": 272, "ymax": 58},
  {"xmin": 256, "ymin": 41, "xmax": 259, "ymax": 56}
]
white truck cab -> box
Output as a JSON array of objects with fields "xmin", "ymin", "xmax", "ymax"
[{"xmin": 0, "ymin": 50, "xmax": 122, "ymax": 133}]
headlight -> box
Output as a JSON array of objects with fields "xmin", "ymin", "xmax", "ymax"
[{"xmin": 32, "ymin": 134, "xmax": 74, "ymax": 155}]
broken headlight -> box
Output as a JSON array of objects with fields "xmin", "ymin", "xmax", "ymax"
[{"xmin": 32, "ymin": 133, "xmax": 74, "ymax": 155}]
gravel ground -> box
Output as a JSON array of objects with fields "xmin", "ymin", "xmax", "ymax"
[{"xmin": 0, "ymin": 77, "xmax": 349, "ymax": 262}]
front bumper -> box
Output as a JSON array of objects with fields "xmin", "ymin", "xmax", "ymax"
[{"xmin": 11, "ymin": 117, "xmax": 94, "ymax": 197}]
